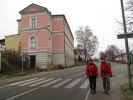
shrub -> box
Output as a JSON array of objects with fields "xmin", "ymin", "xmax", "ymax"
[
  {"xmin": 121, "ymin": 83, "xmax": 133, "ymax": 100},
  {"xmin": 47, "ymin": 64, "xmax": 64, "ymax": 71},
  {"xmin": 55, "ymin": 64, "xmax": 64, "ymax": 69},
  {"xmin": 47, "ymin": 64, "xmax": 56, "ymax": 71}
]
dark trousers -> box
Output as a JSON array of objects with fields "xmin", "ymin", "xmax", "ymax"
[
  {"xmin": 88, "ymin": 76, "xmax": 96, "ymax": 92},
  {"xmin": 102, "ymin": 77, "xmax": 110, "ymax": 92}
]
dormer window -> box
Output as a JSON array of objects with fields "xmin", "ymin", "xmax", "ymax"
[{"xmin": 31, "ymin": 16, "xmax": 37, "ymax": 29}]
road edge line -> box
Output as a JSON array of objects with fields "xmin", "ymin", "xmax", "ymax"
[{"xmin": 84, "ymin": 87, "xmax": 90, "ymax": 100}]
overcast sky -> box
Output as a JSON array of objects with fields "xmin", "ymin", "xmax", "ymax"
[{"xmin": 0, "ymin": 0, "xmax": 132, "ymax": 55}]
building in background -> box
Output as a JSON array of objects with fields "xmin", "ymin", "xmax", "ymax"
[
  {"xmin": 115, "ymin": 53, "xmax": 127, "ymax": 64},
  {"xmin": 5, "ymin": 34, "xmax": 20, "ymax": 51},
  {"xmin": 5, "ymin": 3, "xmax": 74, "ymax": 69}
]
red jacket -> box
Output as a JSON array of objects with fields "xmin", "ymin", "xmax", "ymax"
[
  {"xmin": 100, "ymin": 62, "xmax": 112, "ymax": 77},
  {"xmin": 85, "ymin": 63, "xmax": 98, "ymax": 77}
]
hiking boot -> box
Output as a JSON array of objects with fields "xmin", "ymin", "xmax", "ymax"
[
  {"xmin": 90, "ymin": 90, "xmax": 94, "ymax": 94},
  {"xmin": 93, "ymin": 90, "xmax": 96, "ymax": 94},
  {"xmin": 104, "ymin": 91, "xmax": 109, "ymax": 95}
]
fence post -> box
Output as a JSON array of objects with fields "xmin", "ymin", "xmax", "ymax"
[
  {"xmin": 0, "ymin": 52, "xmax": 1, "ymax": 71},
  {"xmin": 21, "ymin": 54, "xmax": 24, "ymax": 73}
]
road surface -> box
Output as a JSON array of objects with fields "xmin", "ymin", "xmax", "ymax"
[{"xmin": 0, "ymin": 63, "xmax": 127, "ymax": 100}]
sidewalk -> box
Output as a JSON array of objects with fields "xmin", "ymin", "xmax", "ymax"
[
  {"xmin": 87, "ymin": 63, "xmax": 127, "ymax": 100},
  {"xmin": 86, "ymin": 75, "xmax": 126, "ymax": 100}
]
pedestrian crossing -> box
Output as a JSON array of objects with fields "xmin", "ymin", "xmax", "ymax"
[
  {"xmin": 9, "ymin": 77, "xmax": 89, "ymax": 89},
  {"xmin": 53, "ymin": 79, "xmax": 72, "ymax": 88},
  {"xmin": 65, "ymin": 78, "xmax": 81, "ymax": 88},
  {"xmin": 30, "ymin": 78, "xmax": 54, "ymax": 87}
]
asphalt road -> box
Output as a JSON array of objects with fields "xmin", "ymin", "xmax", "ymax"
[{"xmin": 0, "ymin": 63, "xmax": 127, "ymax": 100}]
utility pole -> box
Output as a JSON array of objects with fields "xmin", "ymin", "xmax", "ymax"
[{"xmin": 120, "ymin": 0, "xmax": 132, "ymax": 89}]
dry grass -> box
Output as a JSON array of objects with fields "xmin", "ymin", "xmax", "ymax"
[{"xmin": 121, "ymin": 83, "xmax": 133, "ymax": 100}]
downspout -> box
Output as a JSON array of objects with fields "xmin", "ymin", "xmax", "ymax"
[{"xmin": 64, "ymin": 30, "xmax": 66, "ymax": 67}]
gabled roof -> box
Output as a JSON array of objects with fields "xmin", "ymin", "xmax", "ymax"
[{"xmin": 19, "ymin": 3, "xmax": 51, "ymax": 15}]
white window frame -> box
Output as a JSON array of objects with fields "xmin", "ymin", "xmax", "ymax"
[
  {"xmin": 29, "ymin": 36, "xmax": 38, "ymax": 49},
  {"xmin": 31, "ymin": 16, "xmax": 37, "ymax": 29}
]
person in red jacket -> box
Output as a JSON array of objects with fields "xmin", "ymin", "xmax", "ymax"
[
  {"xmin": 85, "ymin": 58, "xmax": 98, "ymax": 94},
  {"xmin": 100, "ymin": 57, "xmax": 112, "ymax": 94}
]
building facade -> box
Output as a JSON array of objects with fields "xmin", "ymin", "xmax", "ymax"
[
  {"xmin": 10, "ymin": 3, "xmax": 74, "ymax": 69},
  {"xmin": 115, "ymin": 53, "xmax": 127, "ymax": 64}
]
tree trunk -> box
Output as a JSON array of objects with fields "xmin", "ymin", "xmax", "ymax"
[{"xmin": 84, "ymin": 43, "xmax": 87, "ymax": 63}]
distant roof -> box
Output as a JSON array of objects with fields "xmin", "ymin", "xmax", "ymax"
[
  {"xmin": 115, "ymin": 53, "xmax": 127, "ymax": 57},
  {"xmin": 19, "ymin": 3, "xmax": 51, "ymax": 15},
  {"xmin": 5, "ymin": 34, "xmax": 20, "ymax": 38}
]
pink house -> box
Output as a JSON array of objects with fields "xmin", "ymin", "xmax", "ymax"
[{"xmin": 17, "ymin": 3, "xmax": 74, "ymax": 69}]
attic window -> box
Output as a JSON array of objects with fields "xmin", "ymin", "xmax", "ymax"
[{"xmin": 31, "ymin": 16, "xmax": 37, "ymax": 29}]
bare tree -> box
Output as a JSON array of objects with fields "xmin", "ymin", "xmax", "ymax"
[
  {"xmin": 76, "ymin": 26, "xmax": 98, "ymax": 61},
  {"xmin": 105, "ymin": 45, "xmax": 120, "ymax": 61},
  {"xmin": 126, "ymin": 0, "xmax": 133, "ymax": 33},
  {"xmin": 117, "ymin": 0, "xmax": 133, "ymax": 33}
]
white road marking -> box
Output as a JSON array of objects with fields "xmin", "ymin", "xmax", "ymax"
[
  {"xmin": 29, "ymin": 78, "xmax": 54, "ymax": 87},
  {"xmin": 9, "ymin": 78, "xmax": 38, "ymax": 86},
  {"xmin": 65, "ymin": 78, "xmax": 81, "ymax": 88},
  {"xmin": 53, "ymin": 79, "xmax": 72, "ymax": 88},
  {"xmin": 0, "ymin": 85, "xmax": 10, "ymax": 89},
  {"xmin": 5, "ymin": 78, "xmax": 89, "ymax": 100},
  {"xmin": 6, "ymin": 87, "xmax": 39, "ymax": 100},
  {"xmin": 80, "ymin": 79, "xmax": 89, "ymax": 89},
  {"xmin": 84, "ymin": 88, "xmax": 90, "ymax": 100},
  {"xmin": 40, "ymin": 78, "xmax": 62, "ymax": 87},
  {"xmin": 19, "ymin": 78, "xmax": 46, "ymax": 86}
]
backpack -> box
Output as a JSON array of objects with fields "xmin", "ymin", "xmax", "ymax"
[
  {"xmin": 101, "ymin": 63, "xmax": 109, "ymax": 75},
  {"xmin": 88, "ymin": 64, "xmax": 96, "ymax": 76}
]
